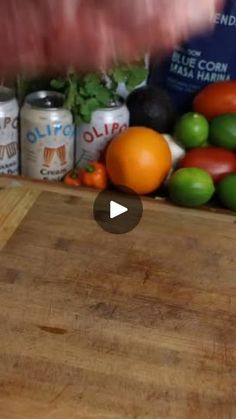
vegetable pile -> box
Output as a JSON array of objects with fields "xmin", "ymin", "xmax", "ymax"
[
  {"xmin": 57, "ymin": 78, "xmax": 236, "ymax": 213},
  {"xmin": 15, "ymin": 73, "xmax": 236, "ymax": 214}
]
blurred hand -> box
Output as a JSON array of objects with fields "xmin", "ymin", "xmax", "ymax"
[{"xmin": 0, "ymin": 0, "xmax": 224, "ymax": 77}]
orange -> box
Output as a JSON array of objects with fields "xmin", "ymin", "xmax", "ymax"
[{"xmin": 106, "ymin": 127, "xmax": 172, "ymax": 194}]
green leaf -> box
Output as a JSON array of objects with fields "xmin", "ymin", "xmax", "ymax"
[
  {"xmin": 86, "ymin": 97, "xmax": 101, "ymax": 113},
  {"xmin": 113, "ymin": 66, "xmax": 129, "ymax": 83},
  {"xmin": 78, "ymin": 98, "xmax": 100, "ymax": 122},
  {"xmin": 75, "ymin": 94, "xmax": 85, "ymax": 105},
  {"xmin": 84, "ymin": 73, "xmax": 100, "ymax": 84},
  {"xmin": 78, "ymin": 87, "xmax": 89, "ymax": 98},
  {"xmin": 111, "ymin": 66, "xmax": 129, "ymax": 84},
  {"xmin": 50, "ymin": 79, "xmax": 67, "ymax": 90},
  {"xmin": 85, "ymin": 81, "xmax": 101, "ymax": 97},
  {"xmin": 108, "ymin": 60, "xmax": 147, "ymax": 94},
  {"xmin": 82, "ymin": 73, "xmax": 103, "ymax": 96},
  {"xmin": 125, "ymin": 65, "xmax": 148, "ymax": 91},
  {"xmin": 126, "ymin": 76, "xmax": 141, "ymax": 91},
  {"xmin": 79, "ymin": 98, "xmax": 100, "ymax": 123},
  {"xmin": 64, "ymin": 80, "xmax": 77, "ymax": 111},
  {"xmin": 95, "ymin": 87, "xmax": 112, "ymax": 106},
  {"xmin": 82, "ymin": 114, "xmax": 92, "ymax": 123},
  {"xmin": 74, "ymin": 114, "xmax": 83, "ymax": 125}
]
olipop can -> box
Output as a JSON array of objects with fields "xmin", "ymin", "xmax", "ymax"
[
  {"xmin": 76, "ymin": 101, "xmax": 129, "ymax": 168},
  {"xmin": 0, "ymin": 86, "xmax": 19, "ymax": 175},
  {"xmin": 21, "ymin": 91, "xmax": 75, "ymax": 181}
]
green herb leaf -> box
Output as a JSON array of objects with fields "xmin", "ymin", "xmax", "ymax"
[
  {"xmin": 79, "ymin": 97, "xmax": 101, "ymax": 123},
  {"xmin": 21, "ymin": 59, "xmax": 148, "ymax": 124},
  {"xmin": 128, "ymin": 66, "xmax": 148, "ymax": 90},
  {"xmin": 86, "ymin": 97, "xmax": 101, "ymax": 113},
  {"xmin": 64, "ymin": 80, "xmax": 77, "ymax": 111},
  {"xmin": 95, "ymin": 87, "xmax": 112, "ymax": 106},
  {"xmin": 83, "ymin": 73, "xmax": 103, "ymax": 96},
  {"xmin": 78, "ymin": 87, "xmax": 89, "ymax": 98},
  {"xmin": 74, "ymin": 114, "xmax": 83, "ymax": 125},
  {"xmin": 111, "ymin": 66, "xmax": 129, "ymax": 84},
  {"xmin": 51, "ymin": 79, "xmax": 67, "ymax": 90}
]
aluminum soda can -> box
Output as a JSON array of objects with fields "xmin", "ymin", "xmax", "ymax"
[
  {"xmin": 76, "ymin": 101, "xmax": 129, "ymax": 168},
  {"xmin": 0, "ymin": 86, "xmax": 19, "ymax": 175},
  {"xmin": 21, "ymin": 91, "xmax": 75, "ymax": 181}
]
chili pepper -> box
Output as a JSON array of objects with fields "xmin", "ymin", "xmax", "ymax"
[
  {"xmin": 64, "ymin": 170, "xmax": 81, "ymax": 187},
  {"xmin": 80, "ymin": 162, "xmax": 108, "ymax": 190}
]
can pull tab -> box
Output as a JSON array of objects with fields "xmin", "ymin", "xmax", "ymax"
[
  {"xmin": 25, "ymin": 91, "xmax": 65, "ymax": 109},
  {"xmin": 43, "ymin": 98, "xmax": 53, "ymax": 108},
  {"xmin": 41, "ymin": 95, "xmax": 64, "ymax": 109}
]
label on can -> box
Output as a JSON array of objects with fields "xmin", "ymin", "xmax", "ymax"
[
  {"xmin": 76, "ymin": 104, "xmax": 129, "ymax": 168},
  {"xmin": 0, "ymin": 111, "xmax": 19, "ymax": 175},
  {"xmin": 21, "ymin": 120, "xmax": 75, "ymax": 181}
]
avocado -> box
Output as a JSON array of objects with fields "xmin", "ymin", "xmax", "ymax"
[
  {"xmin": 126, "ymin": 85, "xmax": 177, "ymax": 134},
  {"xmin": 210, "ymin": 114, "xmax": 236, "ymax": 150}
]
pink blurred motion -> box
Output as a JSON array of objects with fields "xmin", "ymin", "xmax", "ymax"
[{"xmin": 0, "ymin": 0, "xmax": 224, "ymax": 76}]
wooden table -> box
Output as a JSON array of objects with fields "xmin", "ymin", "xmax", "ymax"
[{"xmin": 0, "ymin": 177, "xmax": 235, "ymax": 419}]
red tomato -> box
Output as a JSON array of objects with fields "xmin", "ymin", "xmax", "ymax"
[
  {"xmin": 193, "ymin": 81, "xmax": 236, "ymax": 120},
  {"xmin": 179, "ymin": 147, "xmax": 236, "ymax": 183}
]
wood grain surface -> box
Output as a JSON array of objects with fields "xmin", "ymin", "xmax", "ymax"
[
  {"xmin": 0, "ymin": 188, "xmax": 40, "ymax": 250},
  {"xmin": 0, "ymin": 180, "xmax": 235, "ymax": 419}
]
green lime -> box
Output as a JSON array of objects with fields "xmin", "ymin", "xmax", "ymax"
[
  {"xmin": 210, "ymin": 114, "xmax": 236, "ymax": 150},
  {"xmin": 168, "ymin": 168, "xmax": 215, "ymax": 207},
  {"xmin": 175, "ymin": 112, "xmax": 209, "ymax": 149},
  {"xmin": 217, "ymin": 173, "xmax": 236, "ymax": 211}
]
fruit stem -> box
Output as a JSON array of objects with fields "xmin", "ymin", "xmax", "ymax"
[{"xmin": 85, "ymin": 164, "xmax": 95, "ymax": 174}]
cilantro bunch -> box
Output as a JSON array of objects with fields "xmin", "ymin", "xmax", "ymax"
[
  {"xmin": 15, "ymin": 61, "xmax": 148, "ymax": 124},
  {"xmin": 51, "ymin": 62, "xmax": 148, "ymax": 124},
  {"xmin": 51, "ymin": 72, "xmax": 117, "ymax": 124}
]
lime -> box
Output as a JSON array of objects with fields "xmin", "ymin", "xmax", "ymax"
[
  {"xmin": 210, "ymin": 114, "xmax": 236, "ymax": 150},
  {"xmin": 168, "ymin": 168, "xmax": 215, "ymax": 207},
  {"xmin": 175, "ymin": 112, "xmax": 209, "ymax": 149},
  {"xmin": 217, "ymin": 173, "xmax": 236, "ymax": 211}
]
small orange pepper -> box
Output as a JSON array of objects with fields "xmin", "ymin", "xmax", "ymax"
[
  {"xmin": 80, "ymin": 162, "xmax": 108, "ymax": 190},
  {"xmin": 64, "ymin": 170, "xmax": 81, "ymax": 187}
]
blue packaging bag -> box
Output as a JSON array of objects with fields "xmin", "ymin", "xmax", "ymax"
[{"xmin": 148, "ymin": 0, "xmax": 236, "ymax": 112}]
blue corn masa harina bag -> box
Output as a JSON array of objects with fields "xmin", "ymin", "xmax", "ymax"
[{"xmin": 148, "ymin": 0, "xmax": 236, "ymax": 112}]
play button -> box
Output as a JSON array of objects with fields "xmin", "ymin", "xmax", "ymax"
[
  {"xmin": 110, "ymin": 201, "xmax": 128, "ymax": 219},
  {"xmin": 93, "ymin": 186, "xmax": 143, "ymax": 234}
]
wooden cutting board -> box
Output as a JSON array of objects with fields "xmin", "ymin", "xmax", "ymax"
[{"xmin": 0, "ymin": 178, "xmax": 235, "ymax": 419}]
